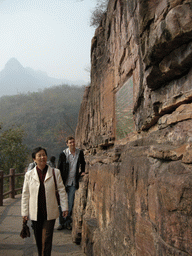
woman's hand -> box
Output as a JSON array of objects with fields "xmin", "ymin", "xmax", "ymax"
[
  {"xmin": 62, "ymin": 211, "xmax": 68, "ymax": 218},
  {"xmin": 23, "ymin": 216, "xmax": 29, "ymax": 221}
]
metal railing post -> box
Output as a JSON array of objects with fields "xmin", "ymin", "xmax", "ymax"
[
  {"xmin": 9, "ymin": 168, "xmax": 15, "ymax": 199},
  {"xmin": 0, "ymin": 170, "xmax": 3, "ymax": 206}
]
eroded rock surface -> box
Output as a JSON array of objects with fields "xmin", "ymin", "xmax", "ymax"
[{"xmin": 72, "ymin": 0, "xmax": 192, "ymax": 255}]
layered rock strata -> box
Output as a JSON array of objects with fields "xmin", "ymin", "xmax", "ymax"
[{"xmin": 73, "ymin": 0, "xmax": 192, "ymax": 255}]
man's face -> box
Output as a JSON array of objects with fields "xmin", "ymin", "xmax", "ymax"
[{"xmin": 67, "ymin": 139, "xmax": 75, "ymax": 151}]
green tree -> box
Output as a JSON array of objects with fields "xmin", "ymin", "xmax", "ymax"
[
  {"xmin": 0, "ymin": 84, "xmax": 85, "ymax": 159},
  {"xmin": 0, "ymin": 126, "xmax": 29, "ymax": 174}
]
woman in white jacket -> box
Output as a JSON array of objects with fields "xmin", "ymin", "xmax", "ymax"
[{"xmin": 21, "ymin": 147, "xmax": 68, "ymax": 256}]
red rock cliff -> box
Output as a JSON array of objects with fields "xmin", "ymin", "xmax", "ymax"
[{"xmin": 73, "ymin": 0, "xmax": 192, "ymax": 255}]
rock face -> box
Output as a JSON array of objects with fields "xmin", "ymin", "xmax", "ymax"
[{"xmin": 72, "ymin": 0, "xmax": 192, "ymax": 255}]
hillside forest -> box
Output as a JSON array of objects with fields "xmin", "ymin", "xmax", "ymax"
[{"xmin": 0, "ymin": 84, "xmax": 85, "ymax": 171}]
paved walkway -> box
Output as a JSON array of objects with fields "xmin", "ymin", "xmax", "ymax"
[{"xmin": 0, "ymin": 194, "xmax": 86, "ymax": 256}]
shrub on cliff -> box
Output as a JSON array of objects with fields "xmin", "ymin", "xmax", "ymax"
[{"xmin": 90, "ymin": 0, "xmax": 109, "ymax": 27}]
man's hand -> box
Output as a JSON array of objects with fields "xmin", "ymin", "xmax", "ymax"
[
  {"xmin": 81, "ymin": 172, "xmax": 85, "ymax": 176},
  {"xmin": 62, "ymin": 211, "xmax": 68, "ymax": 218}
]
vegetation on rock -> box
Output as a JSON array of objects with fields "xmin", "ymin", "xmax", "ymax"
[{"xmin": 90, "ymin": 0, "xmax": 109, "ymax": 27}]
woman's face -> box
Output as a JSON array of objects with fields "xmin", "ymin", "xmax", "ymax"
[{"xmin": 33, "ymin": 149, "xmax": 47, "ymax": 169}]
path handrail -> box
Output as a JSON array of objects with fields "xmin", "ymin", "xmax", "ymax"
[{"xmin": 0, "ymin": 169, "xmax": 25, "ymax": 206}]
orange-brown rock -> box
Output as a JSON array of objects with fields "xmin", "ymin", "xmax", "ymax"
[{"xmin": 72, "ymin": 0, "xmax": 192, "ymax": 255}]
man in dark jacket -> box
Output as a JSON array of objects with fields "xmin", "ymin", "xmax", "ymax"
[{"xmin": 57, "ymin": 136, "xmax": 86, "ymax": 230}]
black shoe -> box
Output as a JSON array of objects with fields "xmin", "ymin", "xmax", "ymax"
[
  {"xmin": 57, "ymin": 224, "xmax": 64, "ymax": 230},
  {"xmin": 66, "ymin": 222, "xmax": 72, "ymax": 230}
]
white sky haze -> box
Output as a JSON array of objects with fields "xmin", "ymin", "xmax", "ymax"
[{"xmin": 0, "ymin": 0, "xmax": 96, "ymax": 83}]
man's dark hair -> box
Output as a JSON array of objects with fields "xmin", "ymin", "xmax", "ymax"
[
  {"xmin": 66, "ymin": 136, "xmax": 75, "ymax": 143},
  {"xmin": 50, "ymin": 156, "xmax": 56, "ymax": 163},
  {"xmin": 32, "ymin": 147, "xmax": 47, "ymax": 159}
]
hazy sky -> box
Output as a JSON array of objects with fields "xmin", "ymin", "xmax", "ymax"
[{"xmin": 0, "ymin": 0, "xmax": 96, "ymax": 83}]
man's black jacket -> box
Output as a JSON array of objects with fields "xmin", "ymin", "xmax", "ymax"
[{"xmin": 57, "ymin": 149, "xmax": 86, "ymax": 190}]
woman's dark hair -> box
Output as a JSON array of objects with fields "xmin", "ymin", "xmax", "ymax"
[
  {"xmin": 32, "ymin": 147, "xmax": 47, "ymax": 159},
  {"xmin": 50, "ymin": 156, "xmax": 56, "ymax": 163}
]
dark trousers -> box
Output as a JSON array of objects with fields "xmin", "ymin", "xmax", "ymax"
[{"xmin": 32, "ymin": 219, "xmax": 55, "ymax": 256}]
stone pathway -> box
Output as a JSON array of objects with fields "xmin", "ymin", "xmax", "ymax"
[{"xmin": 0, "ymin": 194, "xmax": 86, "ymax": 256}]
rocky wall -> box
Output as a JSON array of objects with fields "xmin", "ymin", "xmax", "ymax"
[{"xmin": 73, "ymin": 0, "xmax": 192, "ymax": 255}]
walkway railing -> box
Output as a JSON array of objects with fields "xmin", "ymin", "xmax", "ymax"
[{"xmin": 0, "ymin": 169, "xmax": 25, "ymax": 206}]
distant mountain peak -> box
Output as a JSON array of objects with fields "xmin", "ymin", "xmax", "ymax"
[
  {"xmin": 6, "ymin": 57, "xmax": 21, "ymax": 65},
  {"xmin": 4, "ymin": 58, "xmax": 24, "ymax": 71},
  {"xmin": 0, "ymin": 58, "xmax": 87, "ymax": 97}
]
